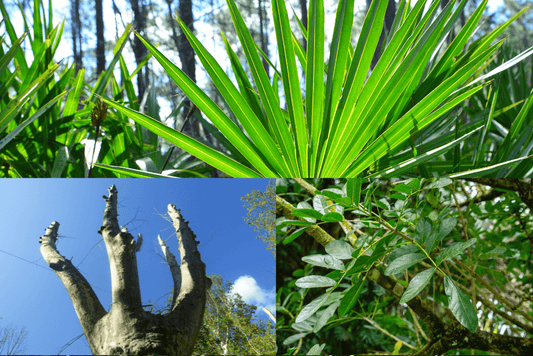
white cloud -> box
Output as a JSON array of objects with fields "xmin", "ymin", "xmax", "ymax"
[{"xmin": 228, "ymin": 275, "xmax": 276, "ymax": 318}]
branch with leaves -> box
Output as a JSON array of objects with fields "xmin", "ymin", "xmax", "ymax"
[{"xmin": 277, "ymin": 178, "xmax": 533, "ymax": 355}]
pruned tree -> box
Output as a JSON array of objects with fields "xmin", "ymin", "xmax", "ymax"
[{"xmin": 38, "ymin": 185, "xmax": 211, "ymax": 355}]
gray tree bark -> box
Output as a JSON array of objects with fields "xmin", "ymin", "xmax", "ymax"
[{"xmin": 39, "ymin": 185, "xmax": 211, "ymax": 355}]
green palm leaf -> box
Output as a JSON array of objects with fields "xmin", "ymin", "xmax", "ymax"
[{"xmin": 97, "ymin": 0, "xmax": 533, "ymax": 177}]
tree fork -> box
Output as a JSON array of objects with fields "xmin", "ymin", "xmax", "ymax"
[{"xmin": 39, "ymin": 185, "xmax": 211, "ymax": 355}]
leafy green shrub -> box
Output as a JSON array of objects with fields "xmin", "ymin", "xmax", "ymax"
[{"xmin": 0, "ymin": 0, "xmax": 208, "ymax": 177}]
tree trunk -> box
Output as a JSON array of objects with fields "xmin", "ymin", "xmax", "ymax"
[
  {"xmin": 166, "ymin": 0, "xmax": 181, "ymax": 54},
  {"xmin": 130, "ymin": 0, "xmax": 148, "ymax": 105},
  {"xmin": 95, "ymin": 0, "xmax": 106, "ymax": 75},
  {"xmin": 39, "ymin": 185, "xmax": 211, "ymax": 355},
  {"xmin": 165, "ymin": 0, "xmax": 183, "ymax": 113},
  {"xmin": 178, "ymin": 0, "xmax": 199, "ymax": 139},
  {"xmin": 70, "ymin": 0, "xmax": 83, "ymax": 73},
  {"xmin": 368, "ymin": 0, "xmax": 395, "ymax": 70}
]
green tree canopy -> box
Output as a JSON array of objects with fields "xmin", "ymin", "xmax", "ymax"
[
  {"xmin": 151, "ymin": 274, "xmax": 275, "ymax": 355},
  {"xmin": 194, "ymin": 274, "xmax": 275, "ymax": 355},
  {"xmin": 241, "ymin": 178, "xmax": 275, "ymax": 256}
]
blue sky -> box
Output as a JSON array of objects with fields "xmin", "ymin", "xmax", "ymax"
[{"xmin": 0, "ymin": 178, "xmax": 275, "ymax": 355}]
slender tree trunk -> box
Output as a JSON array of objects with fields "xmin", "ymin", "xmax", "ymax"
[
  {"xmin": 71, "ymin": 0, "xmax": 83, "ymax": 73},
  {"xmin": 165, "ymin": 0, "xmax": 181, "ymax": 112},
  {"xmin": 299, "ymin": 0, "xmax": 308, "ymax": 51},
  {"xmin": 178, "ymin": 0, "xmax": 200, "ymax": 139},
  {"xmin": 130, "ymin": 0, "xmax": 148, "ymax": 105},
  {"xmin": 112, "ymin": 0, "xmax": 120, "ymax": 40},
  {"xmin": 39, "ymin": 185, "xmax": 211, "ymax": 355},
  {"xmin": 368, "ymin": 0, "xmax": 395, "ymax": 70},
  {"xmin": 258, "ymin": 0, "xmax": 269, "ymax": 78},
  {"xmin": 95, "ymin": 0, "xmax": 106, "ymax": 76},
  {"xmin": 166, "ymin": 0, "xmax": 181, "ymax": 53}
]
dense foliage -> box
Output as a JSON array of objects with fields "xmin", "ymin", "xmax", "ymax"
[
  {"xmin": 147, "ymin": 274, "xmax": 275, "ymax": 355},
  {"xmin": 0, "ymin": 0, "xmax": 214, "ymax": 177},
  {"xmin": 1, "ymin": 0, "xmax": 533, "ymax": 177},
  {"xmin": 241, "ymin": 178, "xmax": 276, "ymax": 256},
  {"xmin": 277, "ymin": 178, "xmax": 533, "ymax": 355}
]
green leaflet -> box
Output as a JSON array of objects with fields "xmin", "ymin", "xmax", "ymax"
[
  {"xmin": 313, "ymin": 195, "xmax": 329, "ymax": 215},
  {"xmin": 321, "ymin": 212, "xmax": 344, "ymax": 222},
  {"xmin": 384, "ymin": 253, "xmax": 427, "ymax": 276},
  {"xmin": 283, "ymin": 226, "xmax": 310, "ymax": 245},
  {"xmin": 413, "ymin": 218, "xmax": 432, "ymax": 245},
  {"xmin": 423, "ymin": 178, "xmax": 454, "ymax": 190},
  {"xmin": 400, "ymin": 268, "xmax": 435, "ymax": 304},
  {"xmin": 294, "ymin": 291, "xmax": 343, "ymax": 324},
  {"xmin": 296, "ymin": 275, "xmax": 337, "ymax": 288},
  {"xmin": 444, "ymin": 276, "xmax": 478, "ymax": 333},
  {"xmin": 345, "ymin": 178, "xmax": 362, "ymax": 206},
  {"xmin": 282, "ymin": 333, "xmax": 309, "ymax": 346},
  {"xmin": 426, "ymin": 217, "xmax": 457, "ymax": 253},
  {"xmin": 325, "ymin": 240, "xmax": 355, "ymax": 260},
  {"xmin": 295, "ymin": 293, "xmax": 329, "ymax": 323},
  {"xmin": 436, "ymin": 238, "xmax": 477, "ymax": 265},
  {"xmin": 291, "ymin": 208, "xmax": 323, "ymax": 221},
  {"xmin": 479, "ymin": 246, "xmax": 506, "ymax": 260},
  {"xmin": 313, "ymin": 301, "xmax": 340, "ymax": 332},
  {"xmin": 338, "ymin": 277, "xmax": 365, "ymax": 317},
  {"xmin": 302, "ymin": 254, "xmax": 345, "ymax": 271}
]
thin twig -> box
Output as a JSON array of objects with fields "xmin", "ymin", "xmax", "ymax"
[{"xmin": 362, "ymin": 317, "xmax": 417, "ymax": 351}]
